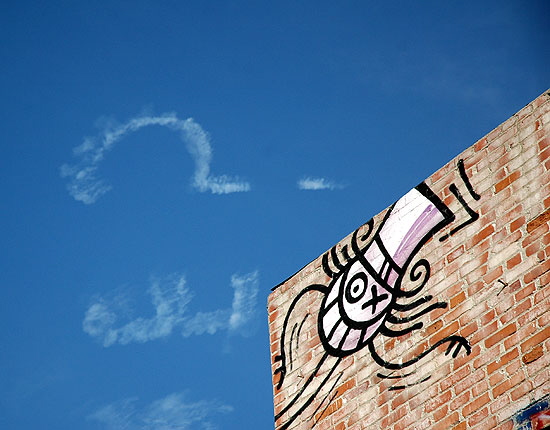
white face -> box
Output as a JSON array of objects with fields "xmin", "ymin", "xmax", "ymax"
[{"xmin": 340, "ymin": 260, "xmax": 392, "ymax": 325}]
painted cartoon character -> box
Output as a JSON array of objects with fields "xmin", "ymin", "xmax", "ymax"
[{"xmin": 273, "ymin": 162, "xmax": 480, "ymax": 429}]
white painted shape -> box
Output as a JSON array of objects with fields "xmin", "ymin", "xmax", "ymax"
[{"xmin": 322, "ymin": 301, "xmax": 341, "ymax": 337}]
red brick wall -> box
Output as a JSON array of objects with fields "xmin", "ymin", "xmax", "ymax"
[{"xmin": 268, "ymin": 90, "xmax": 550, "ymax": 430}]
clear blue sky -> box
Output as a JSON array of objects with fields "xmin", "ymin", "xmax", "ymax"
[{"xmin": 1, "ymin": 1, "xmax": 548, "ymax": 429}]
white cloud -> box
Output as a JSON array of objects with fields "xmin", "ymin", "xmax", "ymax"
[
  {"xmin": 180, "ymin": 271, "xmax": 259, "ymax": 338},
  {"xmin": 229, "ymin": 271, "xmax": 259, "ymax": 332},
  {"xmin": 83, "ymin": 274, "xmax": 191, "ymax": 347},
  {"xmin": 61, "ymin": 113, "xmax": 251, "ymax": 204},
  {"xmin": 89, "ymin": 392, "xmax": 232, "ymax": 430},
  {"xmin": 83, "ymin": 271, "xmax": 259, "ymax": 347},
  {"xmin": 181, "ymin": 310, "xmax": 231, "ymax": 338},
  {"xmin": 82, "ymin": 302, "xmax": 117, "ymax": 339},
  {"xmin": 297, "ymin": 177, "xmax": 344, "ymax": 191}
]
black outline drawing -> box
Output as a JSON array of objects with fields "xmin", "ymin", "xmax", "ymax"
[
  {"xmin": 273, "ymin": 159, "xmax": 480, "ymax": 429},
  {"xmin": 439, "ymin": 159, "xmax": 481, "ymax": 242}
]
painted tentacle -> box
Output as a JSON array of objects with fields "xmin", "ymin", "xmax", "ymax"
[
  {"xmin": 368, "ymin": 335, "xmax": 471, "ymax": 371},
  {"xmin": 322, "ymin": 219, "xmax": 375, "ymax": 279},
  {"xmin": 393, "ymin": 295, "xmax": 434, "ymax": 311},
  {"xmin": 275, "ymin": 354, "xmax": 342, "ymax": 430},
  {"xmin": 386, "ymin": 301, "xmax": 447, "ymax": 324},
  {"xmin": 397, "ymin": 258, "xmax": 430, "ymax": 298},
  {"xmin": 274, "ymin": 284, "xmax": 329, "ymax": 390}
]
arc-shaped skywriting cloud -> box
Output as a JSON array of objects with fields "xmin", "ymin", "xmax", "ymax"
[
  {"xmin": 60, "ymin": 114, "xmax": 251, "ymax": 204},
  {"xmin": 82, "ymin": 271, "xmax": 259, "ymax": 347}
]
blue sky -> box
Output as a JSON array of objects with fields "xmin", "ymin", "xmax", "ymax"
[{"xmin": 0, "ymin": 1, "xmax": 548, "ymax": 429}]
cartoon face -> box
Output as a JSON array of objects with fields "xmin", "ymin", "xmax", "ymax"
[
  {"xmin": 319, "ymin": 259, "xmax": 393, "ymax": 356},
  {"xmin": 340, "ymin": 260, "xmax": 392, "ymax": 325}
]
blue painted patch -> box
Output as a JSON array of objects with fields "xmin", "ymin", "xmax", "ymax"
[{"xmin": 514, "ymin": 395, "xmax": 550, "ymax": 430}]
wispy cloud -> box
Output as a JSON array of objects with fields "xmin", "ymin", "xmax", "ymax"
[
  {"xmin": 229, "ymin": 271, "xmax": 259, "ymax": 332},
  {"xmin": 297, "ymin": 177, "xmax": 345, "ymax": 191},
  {"xmin": 83, "ymin": 271, "xmax": 259, "ymax": 347},
  {"xmin": 181, "ymin": 310, "xmax": 231, "ymax": 338},
  {"xmin": 83, "ymin": 274, "xmax": 191, "ymax": 347},
  {"xmin": 60, "ymin": 113, "xmax": 251, "ymax": 204},
  {"xmin": 89, "ymin": 392, "xmax": 232, "ymax": 430}
]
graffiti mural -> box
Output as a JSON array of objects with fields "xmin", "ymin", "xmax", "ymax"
[{"xmin": 273, "ymin": 160, "xmax": 481, "ymax": 429}]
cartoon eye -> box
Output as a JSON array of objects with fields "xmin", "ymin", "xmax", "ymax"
[
  {"xmin": 340, "ymin": 266, "xmax": 390, "ymax": 327},
  {"xmin": 344, "ymin": 272, "xmax": 369, "ymax": 304}
]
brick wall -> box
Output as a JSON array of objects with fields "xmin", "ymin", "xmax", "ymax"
[{"xmin": 268, "ymin": 90, "xmax": 550, "ymax": 430}]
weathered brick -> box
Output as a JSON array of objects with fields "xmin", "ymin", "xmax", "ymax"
[
  {"xmin": 495, "ymin": 171, "xmax": 521, "ymax": 193},
  {"xmin": 454, "ymin": 368, "xmax": 485, "ymax": 395},
  {"xmin": 515, "ymin": 282, "xmax": 536, "ymax": 302},
  {"xmin": 433, "ymin": 404, "xmax": 449, "ymax": 422},
  {"xmin": 523, "ymin": 258, "xmax": 550, "ymax": 284},
  {"xmin": 487, "ymin": 348, "xmax": 519, "ymax": 374},
  {"xmin": 491, "ymin": 370, "xmax": 524, "ymax": 398},
  {"xmin": 485, "ymin": 323, "xmax": 517, "ymax": 348},
  {"xmin": 499, "ymin": 298, "xmax": 532, "ymax": 324},
  {"xmin": 470, "ymin": 224, "xmax": 495, "ymax": 247},
  {"xmin": 463, "ymin": 392, "xmax": 491, "ymax": 417},
  {"xmin": 471, "ymin": 380, "xmax": 489, "ymax": 398},
  {"xmin": 506, "ymin": 253, "xmax": 522, "ymax": 269},
  {"xmin": 527, "ymin": 208, "xmax": 550, "ymax": 233},
  {"xmin": 424, "ymin": 389, "xmax": 452, "ymax": 413},
  {"xmin": 522, "ymin": 345, "xmax": 544, "ymax": 364},
  {"xmin": 490, "ymin": 418, "xmax": 514, "ymax": 430},
  {"xmin": 510, "ymin": 380, "xmax": 533, "ymax": 401},
  {"xmin": 315, "ymin": 398, "xmax": 343, "ymax": 422},
  {"xmin": 520, "ymin": 327, "xmax": 550, "ymax": 353},
  {"xmin": 510, "ymin": 216, "xmax": 525, "ymax": 232},
  {"xmin": 437, "ymin": 411, "xmax": 460, "ymax": 430}
]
